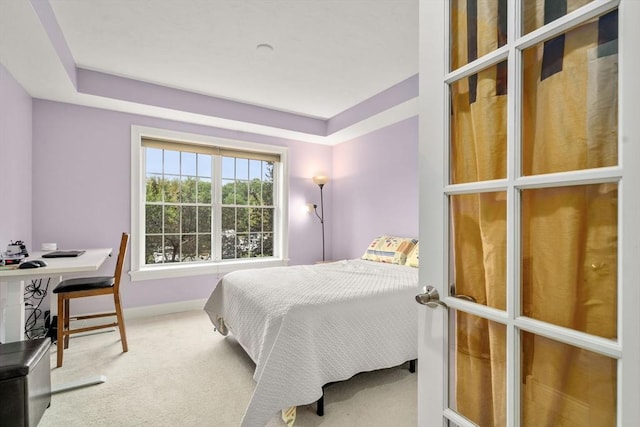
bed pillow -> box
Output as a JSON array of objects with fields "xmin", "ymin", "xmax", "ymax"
[
  {"xmin": 361, "ymin": 236, "xmax": 417, "ymax": 265},
  {"xmin": 405, "ymin": 242, "xmax": 419, "ymax": 267},
  {"xmin": 361, "ymin": 236, "xmax": 387, "ymax": 262}
]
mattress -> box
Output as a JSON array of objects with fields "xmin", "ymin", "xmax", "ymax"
[{"xmin": 204, "ymin": 259, "xmax": 419, "ymax": 426}]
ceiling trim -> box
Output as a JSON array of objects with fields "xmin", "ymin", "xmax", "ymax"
[{"xmin": 26, "ymin": 0, "xmax": 418, "ymax": 145}]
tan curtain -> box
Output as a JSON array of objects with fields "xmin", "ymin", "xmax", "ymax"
[
  {"xmin": 521, "ymin": 1, "xmax": 618, "ymax": 425},
  {"xmin": 451, "ymin": 1, "xmax": 508, "ymax": 425}
]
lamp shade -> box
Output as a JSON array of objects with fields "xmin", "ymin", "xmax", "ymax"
[{"xmin": 312, "ymin": 175, "xmax": 329, "ymax": 186}]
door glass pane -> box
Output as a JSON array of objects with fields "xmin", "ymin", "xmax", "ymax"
[
  {"xmin": 450, "ymin": 61, "xmax": 508, "ymax": 184},
  {"xmin": 521, "ymin": 331, "xmax": 616, "ymax": 426},
  {"xmin": 450, "ymin": 0, "xmax": 508, "ymax": 71},
  {"xmin": 450, "ymin": 192, "xmax": 506, "ymax": 310},
  {"xmin": 521, "ymin": 184, "xmax": 618, "ymax": 338},
  {"xmin": 522, "ymin": 0, "xmax": 595, "ymax": 35},
  {"xmin": 522, "ymin": 11, "xmax": 618, "ymax": 176},
  {"xmin": 449, "ymin": 310, "xmax": 506, "ymax": 426}
]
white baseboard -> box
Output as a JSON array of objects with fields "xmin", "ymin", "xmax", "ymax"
[{"xmin": 123, "ymin": 298, "xmax": 208, "ymax": 320}]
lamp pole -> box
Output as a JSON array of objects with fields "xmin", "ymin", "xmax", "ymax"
[
  {"xmin": 318, "ymin": 183, "xmax": 325, "ymax": 262},
  {"xmin": 312, "ymin": 175, "xmax": 329, "ymax": 262}
]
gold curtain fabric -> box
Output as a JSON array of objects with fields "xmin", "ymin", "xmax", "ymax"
[{"xmin": 449, "ymin": 1, "xmax": 618, "ymax": 425}]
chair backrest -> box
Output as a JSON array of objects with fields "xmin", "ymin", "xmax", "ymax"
[{"xmin": 113, "ymin": 232, "xmax": 130, "ymax": 292}]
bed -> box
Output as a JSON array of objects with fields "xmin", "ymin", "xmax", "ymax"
[{"xmin": 204, "ymin": 236, "xmax": 420, "ymax": 427}]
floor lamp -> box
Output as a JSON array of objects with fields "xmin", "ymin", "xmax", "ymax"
[{"xmin": 310, "ymin": 175, "xmax": 328, "ymax": 261}]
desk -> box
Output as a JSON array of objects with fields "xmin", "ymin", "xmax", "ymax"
[{"xmin": 0, "ymin": 248, "xmax": 112, "ymax": 343}]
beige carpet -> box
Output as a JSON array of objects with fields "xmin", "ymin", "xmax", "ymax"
[{"xmin": 39, "ymin": 310, "xmax": 417, "ymax": 426}]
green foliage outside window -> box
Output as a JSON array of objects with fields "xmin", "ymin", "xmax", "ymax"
[{"xmin": 144, "ymin": 150, "xmax": 275, "ymax": 264}]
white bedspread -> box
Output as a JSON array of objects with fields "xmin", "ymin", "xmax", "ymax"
[{"xmin": 203, "ymin": 259, "xmax": 419, "ymax": 427}]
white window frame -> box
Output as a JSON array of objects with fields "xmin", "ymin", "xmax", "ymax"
[{"xmin": 129, "ymin": 125, "xmax": 289, "ymax": 281}]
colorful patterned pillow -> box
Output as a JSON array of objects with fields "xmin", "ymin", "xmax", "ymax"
[
  {"xmin": 361, "ymin": 236, "xmax": 417, "ymax": 265},
  {"xmin": 361, "ymin": 236, "xmax": 386, "ymax": 262},
  {"xmin": 405, "ymin": 242, "xmax": 419, "ymax": 267}
]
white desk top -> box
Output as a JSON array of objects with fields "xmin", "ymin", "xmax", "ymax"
[{"xmin": 0, "ymin": 248, "xmax": 113, "ymax": 279}]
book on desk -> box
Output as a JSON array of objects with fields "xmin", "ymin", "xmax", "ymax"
[{"xmin": 41, "ymin": 250, "xmax": 86, "ymax": 258}]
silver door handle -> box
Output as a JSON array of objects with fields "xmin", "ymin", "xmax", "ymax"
[
  {"xmin": 415, "ymin": 286, "xmax": 447, "ymax": 308},
  {"xmin": 415, "ymin": 287, "xmax": 477, "ymax": 309}
]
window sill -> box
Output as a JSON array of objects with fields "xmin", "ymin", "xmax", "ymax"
[{"xmin": 128, "ymin": 258, "xmax": 290, "ymax": 282}]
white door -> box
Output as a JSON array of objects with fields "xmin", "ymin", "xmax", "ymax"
[{"xmin": 417, "ymin": 1, "xmax": 640, "ymax": 426}]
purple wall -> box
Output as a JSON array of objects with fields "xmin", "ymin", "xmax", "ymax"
[
  {"xmin": 331, "ymin": 116, "xmax": 419, "ymax": 260},
  {"xmin": 31, "ymin": 100, "xmax": 332, "ymax": 313},
  {"xmin": 0, "ymin": 65, "xmax": 32, "ymax": 251},
  {"xmin": 2, "ymin": 80, "xmax": 418, "ymax": 316}
]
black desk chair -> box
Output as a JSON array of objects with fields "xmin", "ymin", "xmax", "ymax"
[{"xmin": 52, "ymin": 233, "xmax": 129, "ymax": 368}]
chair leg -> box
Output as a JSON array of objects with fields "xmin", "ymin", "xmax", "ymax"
[
  {"xmin": 63, "ymin": 298, "xmax": 70, "ymax": 349},
  {"xmin": 56, "ymin": 295, "xmax": 64, "ymax": 368},
  {"xmin": 114, "ymin": 293, "xmax": 128, "ymax": 352}
]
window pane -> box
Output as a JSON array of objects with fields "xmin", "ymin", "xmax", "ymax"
[
  {"xmin": 198, "ymin": 178, "xmax": 211, "ymax": 204},
  {"xmin": 262, "ymin": 233, "xmax": 274, "ymax": 256},
  {"xmin": 163, "ymin": 235, "xmax": 180, "ymax": 262},
  {"xmin": 450, "ymin": 310, "xmax": 506, "ymax": 426},
  {"xmin": 182, "ymin": 177, "xmax": 196, "ymax": 203},
  {"xmin": 236, "ymin": 181, "xmax": 249, "ymax": 205},
  {"xmin": 263, "ymin": 208, "xmax": 274, "ymax": 232},
  {"xmin": 521, "ymin": 331, "xmax": 616, "ymax": 426},
  {"xmin": 146, "ymin": 148, "xmax": 163, "ymax": 174},
  {"xmin": 263, "ymin": 181, "xmax": 274, "ymax": 206},
  {"xmin": 222, "ymin": 156, "xmax": 235, "ymax": 179},
  {"xmin": 450, "ymin": 0, "xmax": 507, "ymax": 71},
  {"xmin": 450, "ymin": 61, "xmax": 508, "ymax": 184},
  {"xmin": 145, "ymin": 235, "xmax": 162, "ymax": 264},
  {"xmin": 182, "ymin": 206, "xmax": 197, "ymax": 233},
  {"xmin": 163, "ymin": 177, "xmax": 180, "ymax": 203},
  {"xmin": 222, "ymin": 232, "xmax": 236, "ymax": 259},
  {"xmin": 198, "ymin": 206, "xmax": 211, "ymax": 233},
  {"xmin": 197, "ymin": 153, "xmax": 212, "ymax": 178},
  {"xmin": 249, "ymin": 180, "xmax": 262, "ymax": 206},
  {"xmin": 522, "ymin": 0, "xmax": 594, "ymax": 35},
  {"xmin": 181, "ymin": 235, "xmax": 196, "ymax": 261},
  {"xmin": 181, "ymin": 152, "xmax": 196, "ymax": 176},
  {"xmin": 263, "ymin": 162, "xmax": 274, "ymax": 181},
  {"xmin": 222, "ymin": 179, "xmax": 235, "ymax": 204},
  {"xmin": 249, "ymin": 159, "xmax": 262, "ymax": 180},
  {"xmin": 198, "ymin": 236, "xmax": 211, "ymax": 261},
  {"xmin": 250, "ymin": 232, "xmax": 261, "ymax": 256},
  {"xmin": 521, "ymin": 184, "xmax": 617, "ymax": 338},
  {"xmin": 236, "ymin": 208, "xmax": 249, "ymax": 233},
  {"xmin": 164, "ymin": 150, "xmax": 180, "ymax": 175},
  {"xmin": 146, "ymin": 175, "xmax": 162, "ymax": 202},
  {"xmin": 237, "ymin": 234, "xmax": 250, "ymax": 258},
  {"xmin": 222, "ymin": 207, "xmax": 235, "ymax": 233},
  {"xmin": 450, "ymin": 192, "xmax": 506, "ymax": 310},
  {"xmin": 146, "ymin": 205, "xmax": 162, "ymax": 234},
  {"xmin": 235, "ymin": 158, "xmax": 249, "ymax": 180},
  {"xmin": 164, "ymin": 206, "xmax": 180, "ymax": 233},
  {"xmin": 522, "ymin": 12, "xmax": 618, "ymax": 175}
]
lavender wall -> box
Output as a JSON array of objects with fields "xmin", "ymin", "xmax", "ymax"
[
  {"xmin": 0, "ymin": 65, "xmax": 32, "ymax": 251},
  {"xmin": 26, "ymin": 100, "xmax": 418, "ymax": 312},
  {"xmin": 330, "ymin": 116, "xmax": 419, "ymax": 261},
  {"xmin": 31, "ymin": 100, "xmax": 332, "ymax": 313}
]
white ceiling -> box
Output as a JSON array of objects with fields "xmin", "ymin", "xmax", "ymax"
[{"xmin": 0, "ymin": 0, "xmax": 418, "ymax": 142}]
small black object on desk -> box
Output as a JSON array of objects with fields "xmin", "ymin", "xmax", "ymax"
[{"xmin": 18, "ymin": 260, "xmax": 48, "ymax": 269}]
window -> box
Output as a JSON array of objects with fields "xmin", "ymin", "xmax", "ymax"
[{"xmin": 130, "ymin": 126, "xmax": 289, "ymax": 281}]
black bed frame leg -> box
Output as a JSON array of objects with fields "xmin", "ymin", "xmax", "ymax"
[
  {"xmin": 409, "ymin": 359, "xmax": 416, "ymax": 373},
  {"xmin": 316, "ymin": 391, "xmax": 324, "ymax": 416}
]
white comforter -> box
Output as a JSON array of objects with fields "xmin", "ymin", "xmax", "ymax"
[{"xmin": 203, "ymin": 259, "xmax": 419, "ymax": 427}]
